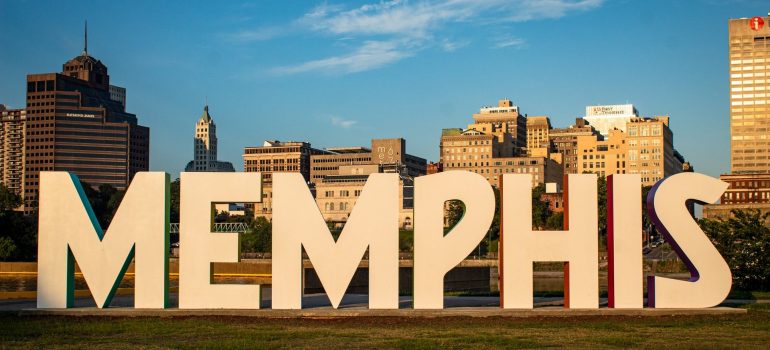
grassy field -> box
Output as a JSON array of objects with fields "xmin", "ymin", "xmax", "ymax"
[{"xmin": 1, "ymin": 304, "xmax": 769, "ymax": 349}]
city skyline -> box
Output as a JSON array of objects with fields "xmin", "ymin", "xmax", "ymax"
[{"xmin": 1, "ymin": 1, "xmax": 769, "ymax": 178}]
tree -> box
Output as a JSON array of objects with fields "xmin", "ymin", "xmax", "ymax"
[
  {"xmin": 241, "ymin": 216, "xmax": 272, "ymax": 253},
  {"xmin": 0, "ymin": 184, "xmax": 36, "ymax": 261},
  {"xmin": 545, "ymin": 212, "xmax": 564, "ymax": 230},
  {"xmin": 596, "ymin": 175, "xmax": 607, "ymax": 235},
  {"xmin": 700, "ymin": 209, "xmax": 770, "ymax": 291},
  {"xmin": 0, "ymin": 183, "xmax": 21, "ymax": 211},
  {"xmin": 0, "ymin": 236, "xmax": 17, "ymax": 261},
  {"xmin": 445, "ymin": 200, "xmax": 465, "ymax": 231},
  {"xmin": 531, "ymin": 184, "xmax": 552, "ymax": 229},
  {"xmin": 170, "ymin": 178, "xmax": 180, "ymax": 223}
]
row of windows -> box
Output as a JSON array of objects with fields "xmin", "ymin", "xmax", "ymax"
[
  {"xmin": 730, "ymin": 65, "xmax": 770, "ymax": 71},
  {"xmin": 54, "ymin": 137, "xmax": 127, "ymax": 145},
  {"xmin": 731, "ymin": 86, "xmax": 769, "ymax": 92},
  {"xmin": 731, "ymin": 79, "xmax": 769, "ymax": 85},
  {"xmin": 731, "ymin": 58, "xmax": 769, "ymax": 64},
  {"xmin": 731, "ymin": 72, "xmax": 770, "ymax": 79},
  {"xmin": 734, "ymin": 163, "xmax": 770, "ymax": 168},
  {"xmin": 731, "ymin": 100, "xmax": 770, "ymax": 106},
  {"xmin": 442, "ymin": 140, "xmax": 492, "ymax": 146},
  {"xmin": 245, "ymin": 158, "xmax": 300, "ymax": 165},
  {"xmin": 244, "ymin": 147, "xmax": 307, "ymax": 154},
  {"xmin": 56, "ymin": 152, "xmax": 126, "ymax": 159},
  {"xmin": 27, "ymin": 80, "xmax": 54, "ymax": 93},
  {"xmin": 722, "ymin": 191, "xmax": 770, "ymax": 203},
  {"xmin": 447, "ymin": 164, "xmax": 543, "ymax": 175},
  {"xmin": 444, "ymin": 154, "xmax": 491, "ymax": 161},
  {"xmin": 628, "ymin": 125, "xmax": 662, "ymax": 136},
  {"xmin": 728, "ymin": 180, "xmax": 770, "ymax": 188},
  {"xmin": 321, "ymin": 190, "xmax": 362, "ymax": 198},
  {"xmin": 732, "ymin": 156, "xmax": 770, "ymax": 161},
  {"xmin": 27, "ymin": 93, "xmax": 54, "ymax": 100},
  {"xmin": 732, "ymin": 135, "xmax": 770, "ymax": 140},
  {"xmin": 245, "ymin": 165, "xmax": 300, "ymax": 172},
  {"xmin": 311, "ymin": 156, "xmax": 370, "ymax": 164},
  {"xmin": 323, "ymin": 202, "xmax": 350, "ymax": 212},
  {"xmin": 732, "ymin": 93, "xmax": 770, "ymax": 99}
]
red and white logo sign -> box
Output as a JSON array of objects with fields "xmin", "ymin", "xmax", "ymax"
[{"xmin": 750, "ymin": 16, "xmax": 764, "ymax": 31}]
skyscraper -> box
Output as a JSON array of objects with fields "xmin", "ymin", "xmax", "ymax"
[
  {"xmin": 23, "ymin": 24, "xmax": 149, "ymax": 211},
  {"xmin": 703, "ymin": 14, "xmax": 770, "ymax": 222},
  {"xmin": 729, "ymin": 15, "xmax": 770, "ymax": 174},
  {"xmin": 184, "ymin": 105, "xmax": 234, "ymax": 172}
]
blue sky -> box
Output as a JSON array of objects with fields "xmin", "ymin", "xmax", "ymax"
[{"xmin": 0, "ymin": 0, "xmax": 767, "ymax": 178}]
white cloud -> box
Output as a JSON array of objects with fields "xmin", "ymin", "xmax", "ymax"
[
  {"xmin": 330, "ymin": 116, "xmax": 358, "ymax": 129},
  {"xmin": 271, "ymin": 40, "xmax": 413, "ymax": 75},
  {"xmin": 299, "ymin": 0, "xmax": 603, "ymax": 37},
  {"xmin": 238, "ymin": 0, "xmax": 604, "ymax": 74},
  {"xmin": 494, "ymin": 37, "xmax": 526, "ymax": 49},
  {"xmin": 299, "ymin": 0, "xmax": 467, "ymax": 38},
  {"xmin": 505, "ymin": 0, "xmax": 604, "ymax": 22},
  {"xmin": 441, "ymin": 39, "xmax": 470, "ymax": 52}
]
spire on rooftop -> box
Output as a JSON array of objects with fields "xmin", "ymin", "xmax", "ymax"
[
  {"xmin": 199, "ymin": 104, "xmax": 213, "ymax": 123},
  {"xmin": 83, "ymin": 20, "xmax": 88, "ymax": 56}
]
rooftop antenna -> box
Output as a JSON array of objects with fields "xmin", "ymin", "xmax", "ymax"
[{"xmin": 83, "ymin": 20, "xmax": 88, "ymax": 56}]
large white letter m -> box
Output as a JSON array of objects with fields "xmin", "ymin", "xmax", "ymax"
[{"xmin": 37, "ymin": 172, "xmax": 169, "ymax": 309}]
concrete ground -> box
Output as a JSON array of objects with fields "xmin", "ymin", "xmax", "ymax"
[{"xmin": 1, "ymin": 289, "xmax": 747, "ymax": 317}]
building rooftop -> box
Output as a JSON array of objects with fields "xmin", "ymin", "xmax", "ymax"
[
  {"xmin": 324, "ymin": 146, "xmax": 371, "ymax": 154},
  {"xmin": 198, "ymin": 105, "xmax": 213, "ymax": 123}
]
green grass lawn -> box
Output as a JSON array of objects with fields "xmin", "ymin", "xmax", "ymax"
[{"xmin": 1, "ymin": 304, "xmax": 769, "ymax": 349}]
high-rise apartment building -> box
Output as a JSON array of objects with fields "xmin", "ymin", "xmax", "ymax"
[
  {"xmin": 728, "ymin": 15, "xmax": 770, "ymax": 174},
  {"xmin": 0, "ymin": 105, "xmax": 26, "ymax": 199},
  {"xmin": 23, "ymin": 27, "xmax": 149, "ymax": 211},
  {"xmin": 184, "ymin": 105, "xmax": 234, "ymax": 172}
]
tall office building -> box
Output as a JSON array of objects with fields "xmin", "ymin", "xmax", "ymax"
[
  {"xmin": 467, "ymin": 99, "xmax": 527, "ymax": 157},
  {"xmin": 728, "ymin": 15, "xmax": 770, "ymax": 174},
  {"xmin": 23, "ymin": 25, "xmax": 149, "ymax": 211},
  {"xmin": 184, "ymin": 105, "xmax": 234, "ymax": 172},
  {"xmin": 573, "ymin": 116, "xmax": 684, "ymax": 186},
  {"xmin": 440, "ymin": 100, "xmax": 562, "ymax": 188},
  {"xmin": 704, "ymin": 14, "xmax": 770, "ymax": 222},
  {"xmin": 0, "ymin": 105, "xmax": 26, "ymax": 200}
]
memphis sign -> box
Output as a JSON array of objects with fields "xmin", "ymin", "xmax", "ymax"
[{"xmin": 36, "ymin": 171, "xmax": 731, "ymax": 310}]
